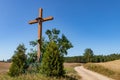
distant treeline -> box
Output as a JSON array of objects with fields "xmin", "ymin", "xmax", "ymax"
[
  {"xmin": 64, "ymin": 48, "xmax": 120, "ymax": 63},
  {"xmin": 0, "ymin": 59, "xmax": 10, "ymax": 63},
  {"xmin": 64, "ymin": 54, "xmax": 120, "ymax": 63},
  {"xmin": 7, "ymin": 59, "xmax": 12, "ymax": 62},
  {"xmin": 65, "ymin": 48, "xmax": 120, "ymax": 63}
]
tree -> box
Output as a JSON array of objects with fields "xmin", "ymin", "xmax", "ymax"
[
  {"xmin": 9, "ymin": 44, "xmax": 28, "ymax": 77},
  {"xmin": 40, "ymin": 41, "xmax": 65, "ymax": 76},
  {"xmin": 40, "ymin": 28, "xmax": 73, "ymax": 77},
  {"xmin": 45, "ymin": 28, "xmax": 73, "ymax": 55},
  {"xmin": 83, "ymin": 48, "xmax": 94, "ymax": 63}
]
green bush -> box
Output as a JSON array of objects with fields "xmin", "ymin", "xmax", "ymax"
[
  {"xmin": 8, "ymin": 44, "xmax": 28, "ymax": 77},
  {"xmin": 39, "ymin": 28, "xmax": 73, "ymax": 77},
  {"xmin": 40, "ymin": 41, "xmax": 65, "ymax": 76}
]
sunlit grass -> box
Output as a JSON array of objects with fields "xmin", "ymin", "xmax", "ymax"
[
  {"xmin": 84, "ymin": 63, "xmax": 120, "ymax": 80},
  {"xmin": 96, "ymin": 60, "xmax": 120, "ymax": 73},
  {"xmin": 64, "ymin": 63, "xmax": 81, "ymax": 79}
]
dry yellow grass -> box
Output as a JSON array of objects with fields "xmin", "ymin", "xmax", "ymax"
[
  {"xmin": 64, "ymin": 63, "xmax": 81, "ymax": 74},
  {"xmin": 96, "ymin": 60, "xmax": 120, "ymax": 73},
  {"xmin": 84, "ymin": 62, "xmax": 120, "ymax": 80},
  {"xmin": 64, "ymin": 63, "xmax": 81, "ymax": 68},
  {"xmin": 64, "ymin": 63, "xmax": 81, "ymax": 79},
  {"xmin": 84, "ymin": 60, "xmax": 120, "ymax": 80}
]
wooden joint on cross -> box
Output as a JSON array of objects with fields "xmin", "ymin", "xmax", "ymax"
[
  {"xmin": 36, "ymin": 17, "xmax": 42, "ymax": 20},
  {"xmin": 36, "ymin": 17, "xmax": 43, "ymax": 22},
  {"xmin": 38, "ymin": 39, "xmax": 41, "ymax": 44}
]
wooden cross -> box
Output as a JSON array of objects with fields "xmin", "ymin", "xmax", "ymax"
[{"xmin": 29, "ymin": 8, "xmax": 53, "ymax": 62}]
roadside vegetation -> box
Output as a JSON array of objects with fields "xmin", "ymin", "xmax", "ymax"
[
  {"xmin": 0, "ymin": 73, "xmax": 78, "ymax": 80},
  {"xmin": 64, "ymin": 63, "xmax": 81, "ymax": 79},
  {"xmin": 0, "ymin": 28, "xmax": 82, "ymax": 80},
  {"xmin": 0, "ymin": 62, "xmax": 81, "ymax": 80},
  {"xmin": 84, "ymin": 62, "xmax": 120, "ymax": 80}
]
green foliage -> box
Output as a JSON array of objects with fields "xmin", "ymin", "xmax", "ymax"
[
  {"xmin": 40, "ymin": 28, "xmax": 73, "ymax": 77},
  {"xmin": 40, "ymin": 41, "xmax": 65, "ymax": 76},
  {"xmin": 83, "ymin": 48, "xmax": 94, "ymax": 62},
  {"xmin": 19, "ymin": 28, "xmax": 73, "ymax": 76},
  {"xmin": 7, "ymin": 28, "xmax": 73, "ymax": 78},
  {"xmin": 64, "ymin": 56, "xmax": 85, "ymax": 63},
  {"xmin": 27, "ymin": 49, "xmax": 37, "ymax": 64},
  {"xmin": 26, "ymin": 49, "xmax": 39, "ymax": 73},
  {"xmin": 8, "ymin": 44, "xmax": 28, "ymax": 77},
  {"xmin": 46, "ymin": 29, "xmax": 73, "ymax": 55},
  {"xmin": 64, "ymin": 50, "xmax": 120, "ymax": 63},
  {"xmin": 27, "ymin": 37, "xmax": 48, "ymax": 73},
  {"xmin": 29, "ymin": 37, "xmax": 48, "ymax": 60}
]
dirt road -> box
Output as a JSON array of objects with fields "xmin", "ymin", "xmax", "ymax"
[{"xmin": 75, "ymin": 66, "xmax": 114, "ymax": 80}]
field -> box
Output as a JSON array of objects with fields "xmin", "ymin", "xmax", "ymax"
[
  {"xmin": 84, "ymin": 60, "xmax": 120, "ymax": 80},
  {"xmin": 0, "ymin": 62, "xmax": 11, "ymax": 74},
  {"xmin": 96, "ymin": 60, "xmax": 120, "ymax": 73},
  {"xmin": 0, "ymin": 62, "xmax": 81, "ymax": 80}
]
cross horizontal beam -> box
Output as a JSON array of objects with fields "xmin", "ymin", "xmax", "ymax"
[
  {"xmin": 29, "ymin": 20, "xmax": 37, "ymax": 24},
  {"xmin": 42, "ymin": 16, "xmax": 53, "ymax": 22},
  {"xmin": 29, "ymin": 16, "xmax": 53, "ymax": 24}
]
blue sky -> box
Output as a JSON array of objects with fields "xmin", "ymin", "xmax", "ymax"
[{"xmin": 0, "ymin": 0, "xmax": 120, "ymax": 60}]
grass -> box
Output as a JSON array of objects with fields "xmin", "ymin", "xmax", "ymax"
[
  {"xmin": 0, "ymin": 73, "xmax": 68, "ymax": 80},
  {"xmin": 0, "ymin": 73, "xmax": 79, "ymax": 80},
  {"xmin": 0, "ymin": 62, "xmax": 81, "ymax": 80},
  {"xmin": 64, "ymin": 63, "xmax": 81, "ymax": 79},
  {"xmin": 96, "ymin": 60, "xmax": 120, "ymax": 73},
  {"xmin": 84, "ymin": 62, "xmax": 120, "ymax": 80}
]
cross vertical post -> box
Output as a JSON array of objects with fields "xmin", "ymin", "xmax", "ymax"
[
  {"xmin": 37, "ymin": 8, "xmax": 42, "ymax": 62},
  {"xmin": 29, "ymin": 8, "xmax": 53, "ymax": 62}
]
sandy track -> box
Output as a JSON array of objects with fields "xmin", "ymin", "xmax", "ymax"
[{"xmin": 75, "ymin": 66, "xmax": 114, "ymax": 80}]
